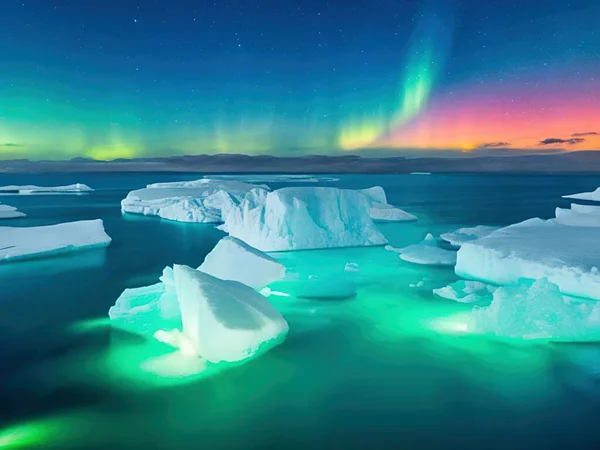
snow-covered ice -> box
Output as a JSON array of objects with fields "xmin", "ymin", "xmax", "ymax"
[
  {"xmin": 295, "ymin": 277, "xmax": 357, "ymax": 299},
  {"xmin": 358, "ymin": 186, "xmax": 388, "ymax": 205},
  {"xmin": 563, "ymin": 187, "xmax": 600, "ymax": 202},
  {"xmin": 456, "ymin": 218, "xmax": 600, "ymax": 301},
  {"xmin": 173, "ymin": 264, "xmax": 289, "ymax": 363},
  {"xmin": 0, "ymin": 183, "xmax": 92, "ymax": 194},
  {"xmin": 0, "ymin": 219, "xmax": 111, "ymax": 263},
  {"xmin": 397, "ymin": 234, "xmax": 457, "ymax": 266},
  {"xmin": 441, "ymin": 225, "xmax": 499, "ymax": 247},
  {"xmin": 220, "ymin": 186, "xmax": 388, "ymax": 251},
  {"xmin": 121, "ymin": 178, "xmax": 265, "ymax": 223},
  {"xmin": 0, "ymin": 204, "xmax": 25, "ymax": 219},
  {"xmin": 433, "ymin": 280, "xmax": 497, "ymax": 303},
  {"xmin": 553, "ymin": 203, "xmax": 600, "ymax": 227},
  {"xmin": 471, "ymin": 278, "xmax": 600, "ymax": 340},
  {"xmin": 369, "ymin": 202, "xmax": 417, "ymax": 222},
  {"xmin": 198, "ymin": 236, "xmax": 286, "ymax": 288}
]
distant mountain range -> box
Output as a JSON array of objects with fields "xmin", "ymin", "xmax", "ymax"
[{"xmin": 2, "ymin": 151, "xmax": 600, "ymax": 173}]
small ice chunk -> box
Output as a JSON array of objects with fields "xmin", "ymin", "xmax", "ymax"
[
  {"xmin": 369, "ymin": 202, "xmax": 417, "ymax": 222},
  {"xmin": 553, "ymin": 204, "xmax": 600, "ymax": 227},
  {"xmin": 433, "ymin": 280, "xmax": 496, "ymax": 303},
  {"xmin": 220, "ymin": 186, "xmax": 388, "ymax": 251},
  {"xmin": 344, "ymin": 262, "xmax": 360, "ymax": 272},
  {"xmin": 198, "ymin": 236, "xmax": 286, "ymax": 288},
  {"xmin": 0, "ymin": 204, "xmax": 26, "ymax": 219},
  {"xmin": 295, "ymin": 277, "xmax": 357, "ymax": 299},
  {"xmin": 398, "ymin": 234, "xmax": 457, "ymax": 266},
  {"xmin": 440, "ymin": 225, "xmax": 499, "ymax": 247},
  {"xmin": 471, "ymin": 278, "xmax": 596, "ymax": 340},
  {"xmin": 173, "ymin": 265, "xmax": 289, "ymax": 363},
  {"xmin": 456, "ymin": 218, "xmax": 600, "ymax": 301},
  {"xmin": 563, "ymin": 187, "xmax": 600, "ymax": 202},
  {"xmin": 0, "ymin": 183, "xmax": 92, "ymax": 194},
  {"xmin": 0, "ymin": 219, "xmax": 111, "ymax": 263}
]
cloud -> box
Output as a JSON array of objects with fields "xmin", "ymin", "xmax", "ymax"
[
  {"xmin": 571, "ymin": 132, "xmax": 598, "ymax": 137},
  {"xmin": 0, "ymin": 143, "xmax": 22, "ymax": 147},
  {"xmin": 539, "ymin": 137, "xmax": 585, "ymax": 145},
  {"xmin": 478, "ymin": 142, "xmax": 511, "ymax": 148}
]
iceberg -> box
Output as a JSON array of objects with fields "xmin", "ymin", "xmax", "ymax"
[
  {"xmin": 440, "ymin": 225, "xmax": 499, "ymax": 247},
  {"xmin": 471, "ymin": 278, "xmax": 599, "ymax": 340},
  {"xmin": 0, "ymin": 183, "xmax": 92, "ymax": 194},
  {"xmin": 358, "ymin": 186, "xmax": 388, "ymax": 205},
  {"xmin": 398, "ymin": 234, "xmax": 457, "ymax": 266},
  {"xmin": 0, "ymin": 204, "xmax": 25, "ymax": 219},
  {"xmin": 369, "ymin": 202, "xmax": 417, "ymax": 222},
  {"xmin": 433, "ymin": 280, "xmax": 497, "ymax": 303},
  {"xmin": 198, "ymin": 236, "xmax": 286, "ymax": 288},
  {"xmin": 121, "ymin": 178, "xmax": 265, "ymax": 223},
  {"xmin": 553, "ymin": 203, "xmax": 600, "ymax": 227},
  {"xmin": 295, "ymin": 277, "xmax": 357, "ymax": 299},
  {"xmin": 173, "ymin": 265, "xmax": 289, "ymax": 363},
  {"xmin": 0, "ymin": 219, "xmax": 111, "ymax": 263},
  {"xmin": 562, "ymin": 187, "xmax": 600, "ymax": 202},
  {"xmin": 456, "ymin": 218, "xmax": 600, "ymax": 300},
  {"xmin": 220, "ymin": 187, "xmax": 388, "ymax": 251}
]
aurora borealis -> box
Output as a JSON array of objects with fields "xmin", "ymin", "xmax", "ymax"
[{"xmin": 0, "ymin": 0, "xmax": 598, "ymax": 160}]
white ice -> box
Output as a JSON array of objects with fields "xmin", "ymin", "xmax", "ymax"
[
  {"xmin": 173, "ymin": 264, "xmax": 289, "ymax": 363},
  {"xmin": 410, "ymin": 172, "xmax": 431, "ymax": 175},
  {"xmin": 456, "ymin": 218, "xmax": 600, "ymax": 301},
  {"xmin": 121, "ymin": 178, "xmax": 265, "ymax": 223},
  {"xmin": 0, "ymin": 204, "xmax": 26, "ymax": 219},
  {"xmin": 433, "ymin": 280, "xmax": 497, "ymax": 303},
  {"xmin": 295, "ymin": 277, "xmax": 357, "ymax": 299},
  {"xmin": 198, "ymin": 236, "xmax": 286, "ymax": 288},
  {"xmin": 206, "ymin": 174, "xmax": 339, "ymax": 183},
  {"xmin": 359, "ymin": 186, "xmax": 418, "ymax": 222},
  {"xmin": 553, "ymin": 203, "xmax": 600, "ymax": 227},
  {"xmin": 397, "ymin": 234, "xmax": 457, "ymax": 266},
  {"xmin": 0, "ymin": 183, "xmax": 92, "ymax": 194},
  {"xmin": 358, "ymin": 186, "xmax": 388, "ymax": 204},
  {"xmin": 0, "ymin": 219, "xmax": 111, "ymax": 263},
  {"xmin": 562, "ymin": 187, "xmax": 600, "ymax": 202},
  {"xmin": 440, "ymin": 225, "xmax": 499, "ymax": 247},
  {"xmin": 471, "ymin": 278, "xmax": 600, "ymax": 340},
  {"xmin": 220, "ymin": 186, "xmax": 388, "ymax": 251}
]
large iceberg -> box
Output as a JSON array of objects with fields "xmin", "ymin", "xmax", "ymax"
[
  {"xmin": 121, "ymin": 178, "xmax": 265, "ymax": 223},
  {"xmin": 0, "ymin": 183, "xmax": 92, "ymax": 194},
  {"xmin": 172, "ymin": 265, "xmax": 288, "ymax": 363},
  {"xmin": 563, "ymin": 188, "xmax": 600, "ymax": 202},
  {"xmin": 440, "ymin": 225, "xmax": 499, "ymax": 247},
  {"xmin": 0, "ymin": 219, "xmax": 111, "ymax": 263},
  {"xmin": 456, "ymin": 218, "xmax": 600, "ymax": 300},
  {"xmin": 397, "ymin": 234, "xmax": 457, "ymax": 266},
  {"xmin": 220, "ymin": 187, "xmax": 388, "ymax": 251},
  {"xmin": 198, "ymin": 236, "xmax": 286, "ymax": 288},
  {"xmin": 471, "ymin": 278, "xmax": 600, "ymax": 340},
  {"xmin": 0, "ymin": 204, "xmax": 25, "ymax": 219}
]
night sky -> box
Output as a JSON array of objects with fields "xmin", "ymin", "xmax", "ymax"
[{"xmin": 1, "ymin": 0, "xmax": 599, "ymax": 160}]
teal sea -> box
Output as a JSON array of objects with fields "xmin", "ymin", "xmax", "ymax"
[{"xmin": 2, "ymin": 173, "xmax": 600, "ymax": 449}]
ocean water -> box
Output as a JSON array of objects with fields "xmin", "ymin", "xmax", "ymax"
[{"xmin": 1, "ymin": 173, "xmax": 600, "ymax": 449}]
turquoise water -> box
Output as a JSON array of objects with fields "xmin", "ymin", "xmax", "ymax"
[{"xmin": 1, "ymin": 173, "xmax": 600, "ymax": 449}]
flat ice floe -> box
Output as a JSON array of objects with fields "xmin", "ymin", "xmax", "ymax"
[
  {"xmin": 440, "ymin": 225, "xmax": 499, "ymax": 247},
  {"xmin": 0, "ymin": 219, "xmax": 111, "ymax": 263},
  {"xmin": 397, "ymin": 234, "xmax": 457, "ymax": 266},
  {"xmin": 0, "ymin": 183, "xmax": 92, "ymax": 194},
  {"xmin": 172, "ymin": 265, "xmax": 289, "ymax": 363},
  {"xmin": 220, "ymin": 186, "xmax": 388, "ymax": 251},
  {"xmin": 562, "ymin": 187, "xmax": 600, "ymax": 202},
  {"xmin": 0, "ymin": 204, "xmax": 26, "ymax": 219},
  {"xmin": 121, "ymin": 178, "xmax": 265, "ymax": 223},
  {"xmin": 553, "ymin": 203, "xmax": 600, "ymax": 227},
  {"xmin": 456, "ymin": 218, "xmax": 600, "ymax": 300},
  {"xmin": 433, "ymin": 280, "xmax": 497, "ymax": 303},
  {"xmin": 471, "ymin": 278, "xmax": 600, "ymax": 340},
  {"xmin": 198, "ymin": 236, "xmax": 286, "ymax": 288},
  {"xmin": 206, "ymin": 174, "xmax": 339, "ymax": 183},
  {"xmin": 359, "ymin": 186, "xmax": 418, "ymax": 222}
]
